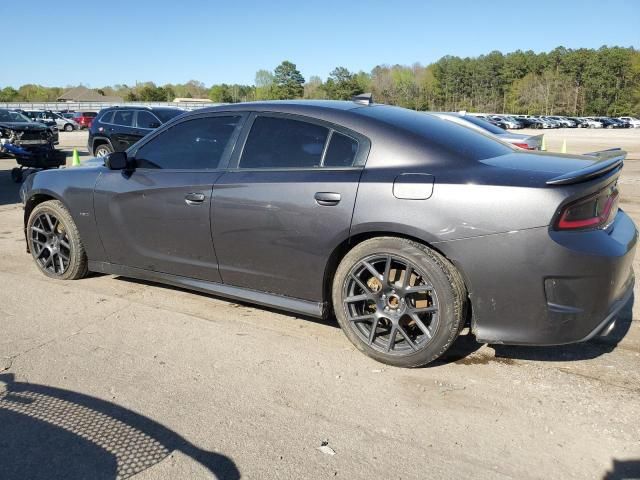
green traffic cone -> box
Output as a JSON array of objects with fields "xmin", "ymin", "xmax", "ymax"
[
  {"xmin": 540, "ymin": 136, "xmax": 546, "ymax": 151},
  {"xmin": 72, "ymin": 149, "xmax": 81, "ymax": 166},
  {"xmin": 561, "ymin": 139, "xmax": 567, "ymax": 154}
]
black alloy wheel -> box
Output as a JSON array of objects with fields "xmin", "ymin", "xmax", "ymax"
[
  {"xmin": 342, "ymin": 254, "xmax": 440, "ymax": 355},
  {"xmin": 332, "ymin": 237, "xmax": 467, "ymax": 367},
  {"xmin": 30, "ymin": 211, "xmax": 71, "ymax": 276},
  {"xmin": 27, "ymin": 200, "xmax": 88, "ymax": 280}
]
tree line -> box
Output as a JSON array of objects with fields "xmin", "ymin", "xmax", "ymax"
[{"xmin": 2, "ymin": 46, "xmax": 638, "ymax": 115}]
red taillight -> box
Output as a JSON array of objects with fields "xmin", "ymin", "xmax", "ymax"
[
  {"xmin": 513, "ymin": 142, "xmax": 535, "ymax": 150},
  {"xmin": 555, "ymin": 184, "xmax": 619, "ymax": 230}
]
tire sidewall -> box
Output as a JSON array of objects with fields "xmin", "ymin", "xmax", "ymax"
[
  {"xmin": 95, "ymin": 144, "xmax": 113, "ymax": 157},
  {"xmin": 27, "ymin": 201, "xmax": 86, "ymax": 280},
  {"xmin": 332, "ymin": 238, "xmax": 463, "ymax": 368}
]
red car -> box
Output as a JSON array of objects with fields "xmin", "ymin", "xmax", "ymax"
[{"xmin": 72, "ymin": 111, "xmax": 97, "ymax": 129}]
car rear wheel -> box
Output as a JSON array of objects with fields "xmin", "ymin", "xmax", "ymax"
[
  {"xmin": 332, "ymin": 237, "xmax": 467, "ymax": 367},
  {"xmin": 64, "ymin": 123, "xmax": 74, "ymax": 132},
  {"xmin": 27, "ymin": 200, "xmax": 88, "ymax": 280},
  {"xmin": 94, "ymin": 143, "xmax": 113, "ymax": 157}
]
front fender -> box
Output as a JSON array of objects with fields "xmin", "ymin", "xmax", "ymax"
[{"xmin": 23, "ymin": 167, "xmax": 107, "ymax": 263}]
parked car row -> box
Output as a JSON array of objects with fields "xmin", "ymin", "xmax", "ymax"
[
  {"xmin": 431, "ymin": 112, "xmax": 543, "ymax": 150},
  {"xmin": 469, "ymin": 113, "xmax": 640, "ymax": 129}
]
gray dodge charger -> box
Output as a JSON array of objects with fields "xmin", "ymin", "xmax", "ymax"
[{"xmin": 19, "ymin": 99, "xmax": 637, "ymax": 367}]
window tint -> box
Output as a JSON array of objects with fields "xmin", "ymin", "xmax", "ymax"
[
  {"xmin": 99, "ymin": 111, "xmax": 114, "ymax": 123},
  {"xmin": 137, "ymin": 110, "xmax": 160, "ymax": 129},
  {"xmin": 113, "ymin": 111, "xmax": 134, "ymax": 127},
  {"xmin": 240, "ymin": 116, "xmax": 329, "ymax": 169},
  {"xmin": 154, "ymin": 109, "xmax": 184, "ymax": 123},
  {"xmin": 135, "ymin": 116, "xmax": 241, "ymax": 170},
  {"xmin": 358, "ymin": 106, "xmax": 513, "ymax": 161},
  {"xmin": 323, "ymin": 132, "xmax": 358, "ymax": 167}
]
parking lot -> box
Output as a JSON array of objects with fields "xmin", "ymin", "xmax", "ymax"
[{"xmin": 1, "ymin": 128, "xmax": 639, "ymax": 479}]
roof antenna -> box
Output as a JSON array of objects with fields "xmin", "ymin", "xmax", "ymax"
[{"xmin": 352, "ymin": 93, "xmax": 373, "ymax": 105}]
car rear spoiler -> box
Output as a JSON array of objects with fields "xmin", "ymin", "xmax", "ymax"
[{"xmin": 546, "ymin": 148, "xmax": 626, "ymax": 185}]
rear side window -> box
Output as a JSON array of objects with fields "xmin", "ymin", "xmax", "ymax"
[
  {"xmin": 358, "ymin": 106, "xmax": 513, "ymax": 161},
  {"xmin": 240, "ymin": 116, "xmax": 329, "ymax": 169},
  {"xmin": 135, "ymin": 116, "xmax": 241, "ymax": 170},
  {"xmin": 323, "ymin": 132, "xmax": 358, "ymax": 167},
  {"xmin": 113, "ymin": 111, "xmax": 134, "ymax": 127},
  {"xmin": 136, "ymin": 111, "xmax": 161, "ymax": 129}
]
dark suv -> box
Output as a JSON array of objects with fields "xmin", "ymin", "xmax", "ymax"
[{"xmin": 88, "ymin": 106, "xmax": 184, "ymax": 157}]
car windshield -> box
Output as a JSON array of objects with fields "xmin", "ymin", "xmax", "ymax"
[
  {"xmin": 0, "ymin": 110, "xmax": 30, "ymax": 122},
  {"xmin": 153, "ymin": 109, "xmax": 184, "ymax": 123},
  {"xmin": 460, "ymin": 115, "xmax": 506, "ymax": 134}
]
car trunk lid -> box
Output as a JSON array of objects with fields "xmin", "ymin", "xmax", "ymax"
[{"xmin": 481, "ymin": 148, "xmax": 625, "ymax": 186}]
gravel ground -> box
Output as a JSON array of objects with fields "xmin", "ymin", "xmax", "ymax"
[{"xmin": 0, "ymin": 129, "xmax": 639, "ymax": 479}]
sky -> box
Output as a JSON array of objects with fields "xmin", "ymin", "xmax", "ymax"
[{"xmin": 4, "ymin": 0, "xmax": 639, "ymax": 88}]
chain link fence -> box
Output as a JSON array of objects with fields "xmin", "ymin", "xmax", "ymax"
[{"xmin": 0, "ymin": 101, "xmax": 223, "ymax": 112}]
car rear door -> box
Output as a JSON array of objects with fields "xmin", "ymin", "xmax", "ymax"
[
  {"xmin": 134, "ymin": 110, "xmax": 162, "ymax": 143},
  {"xmin": 94, "ymin": 113, "xmax": 246, "ymax": 282},
  {"xmin": 211, "ymin": 113, "xmax": 369, "ymax": 301},
  {"xmin": 109, "ymin": 110, "xmax": 138, "ymax": 151}
]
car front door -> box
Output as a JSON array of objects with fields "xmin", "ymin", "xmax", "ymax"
[
  {"xmin": 94, "ymin": 113, "xmax": 246, "ymax": 282},
  {"xmin": 212, "ymin": 113, "xmax": 369, "ymax": 301}
]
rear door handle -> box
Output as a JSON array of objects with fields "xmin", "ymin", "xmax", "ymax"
[
  {"xmin": 185, "ymin": 192, "xmax": 206, "ymax": 205},
  {"xmin": 314, "ymin": 192, "xmax": 341, "ymax": 206}
]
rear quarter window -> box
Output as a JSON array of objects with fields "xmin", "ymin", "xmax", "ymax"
[{"xmin": 99, "ymin": 111, "xmax": 114, "ymax": 123}]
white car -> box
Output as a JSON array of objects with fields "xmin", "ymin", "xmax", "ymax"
[
  {"xmin": 618, "ymin": 116, "xmax": 640, "ymax": 128},
  {"xmin": 582, "ymin": 117, "xmax": 604, "ymax": 128},
  {"xmin": 490, "ymin": 115, "xmax": 521, "ymax": 129},
  {"xmin": 26, "ymin": 110, "xmax": 80, "ymax": 131}
]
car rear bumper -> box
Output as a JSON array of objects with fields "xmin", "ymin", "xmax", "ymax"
[{"xmin": 437, "ymin": 209, "xmax": 638, "ymax": 345}]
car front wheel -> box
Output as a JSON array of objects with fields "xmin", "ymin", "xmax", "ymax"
[
  {"xmin": 64, "ymin": 123, "xmax": 74, "ymax": 132},
  {"xmin": 27, "ymin": 200, "xmax": 88, "ymax": 280},
  {"xmin": 94, "ymin": 143, "xmax": 113, "ymax": 157},
  {"xmin": 332, "ymin": 237, "xmax": 467, "ymax": 367}
]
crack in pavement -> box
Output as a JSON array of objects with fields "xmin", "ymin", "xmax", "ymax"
[{"xmin": 0, "ymin": 304, "xmax": 131, "ymax": 374}]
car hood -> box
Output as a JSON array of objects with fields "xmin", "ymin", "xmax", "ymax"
[
  {"xmin": 0, "ymin": 121, "xmax": 48, "ymax": 131},
  {"xmin": 81, "ymin": 157, "xmax": 106, "ymax": 167}
]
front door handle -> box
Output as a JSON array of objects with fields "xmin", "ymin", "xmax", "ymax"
[
  {"xmin": 314, "ymin": 192, "xmax": 341, "ymax": 206},
  {"xmin": 185, "ymin": 192, "xmax": 206, "ymax": 205}
]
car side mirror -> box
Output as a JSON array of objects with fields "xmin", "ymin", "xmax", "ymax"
[
  {"xmin": 104, "ymin": 151, "xmax": 132, "ymax": 171},
  {"xmin": 148, "ymin": 122, "xmax": 160, "ymax": 129}
]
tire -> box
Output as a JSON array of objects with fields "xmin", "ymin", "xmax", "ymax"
[
  {"xmin": 27, "ymin": 200, "xmax": 88, "ymax": 280},
  {"xmin": 332, "ymin": 237, "xmax": 467, "ymax": 368},
  {"xmin": 94, "ymin": 143, "xmax": 113, "ymax": 157},
  {"xmin": 64, "ymin": 123, "xmax": 74, "ymax": 132}
]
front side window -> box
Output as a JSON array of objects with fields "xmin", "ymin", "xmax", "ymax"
[
  {"xmin": 113, "ymin": 111, "xmax": 134, "ymax": 127},
  {"xmin": 135, "ymin": 116, "xmax": 241, "ymax": 170},
  {"xmin": 240, "ymin": 116, "xmax": 329, "ymax": 169}
]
